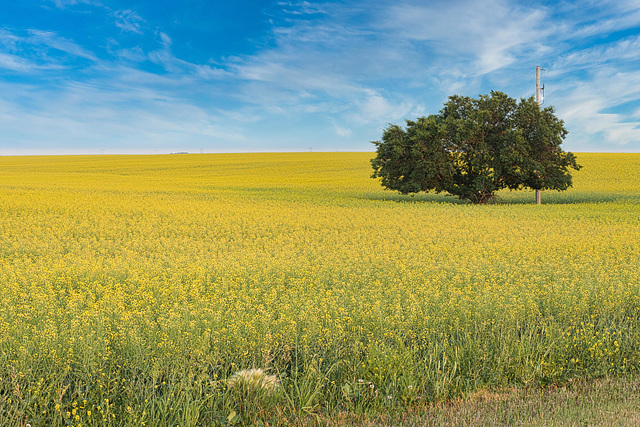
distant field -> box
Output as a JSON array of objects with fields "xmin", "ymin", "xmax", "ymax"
[{"xmin": 1, "ymin": 152, "xmax": 639, "ymax": 426}]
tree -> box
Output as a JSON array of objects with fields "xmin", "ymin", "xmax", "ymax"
[{"xmin": 371, "ymin": 91, "xmax": 581, "ymax": 203}]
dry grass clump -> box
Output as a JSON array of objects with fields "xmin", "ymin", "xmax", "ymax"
[{"xmin": 227, "ymin": 368, "xmax": 281, "ymax": 393}]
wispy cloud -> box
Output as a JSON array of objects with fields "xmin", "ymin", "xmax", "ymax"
[
  {"xmin": 28, "ymin": 30, "xmax": 97, "ymax": 61},
  {"xmin": 558, "ymin": 0, "xmax": 640, "ymax": 40},
  {"xmin": 553, "ymin": 68, "xmax": 640, "ymax": 150},
  {"xmin": 50, "ymin": 0, "xmax": 101, "ymax": 8},
  {"xmin": 0, "ymin": 29, "xmax": 96, "ymax": 72},
  {"xmin": 333, "ymin": 124, "xmax": 352, "ymax": 137},
  {"xmin": 0, "ymin": 75, "xmax": 247, "ymax": 154},
  {"xmin": 278, "ymin": 1, "xmax": 328, "ymax": 15},
  {"xmin": 380, "ymin": 0, "xmax": 551, "ymax": 75},
  {"xmin": 112, "ymin": 9, "xmax": 145, "ymax": 34},
  {"xmin": 0, "ymin": 52, "xmax": 63, "ymax": 72},
  {"xmin": 3, "ymin": 0, "xmax": 640, "ymax": 153},
  {"xmin": 351, "ymin": 89, "xmax": 421, "ymax": 124},
  {"xmin": 146, "ymin": 32, "xmax": 230, "ymax": 79},
  {"xmin": 552, "ymin": 34, "xmax": 640, "ymax": 75}
]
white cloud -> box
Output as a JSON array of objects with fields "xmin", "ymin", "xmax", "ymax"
[
  {"xmin": 0, "ymin": 76, "xmax": 246, "ymax": 154},
  {"xmin": 356, "ymin": 89, "xmax": 404, "ymax": 123},
  {"xmin": 212, "ymin": 0, "xmax": 551, "ymax": 126},
  {"xmin": 112, "ymin": 10, "xmax": 144, "ymax": 34},
  {"xmin": 552, "ymin": 34, "xmax": 640, "ymax": 75},
  {"xmin": 334, "ymin": 125, "xmax": 352, "ymax": 137},
  {"xmin": 0, "ymin": 29, "xmax": 20, "ymax": 49},
  {"xmin": 194, "ymin": 64, "xmax": 231, "ymax": 79},
  {"xmin": 28, "ymin": 30, "xmax": 97, "ymax": 61},
  {"xmin": 6, "ymin": 0, "xmax": 640, "ymax": 153},
  {"xmin": 278, "ymin": 1, "xmax": 327, "ymax": 15},
  {"xmin": 560, "ymin": 1, "xmax": 640, "ymax": 40},
  {"xmin": 50, "ymin": 0, "xmax": 101, "ymax": 8},
  {"xmin": 554, "ymin": 69, "xmax": 640, "ymax": 150},
  {"xmin": 0, "ymin": 52, "xmax": 62, "ymax": 72},
  {"xmin": 381, "ymin": 0, "xmax": 550, "ymax": 75},
  {"xmin": 147, "ymin": 33, "xmax": 194, "ymax": 73},
  {"xmin": 158, "ymin": 32, "xmax": 172, "ymax": 47},
  {"xmin": 112, "ymin": 46, "xmax": 147, "ymax": 63},
  {"xmin": 0, "ymin": 29, "xmax": 97, "ymax": 72}
]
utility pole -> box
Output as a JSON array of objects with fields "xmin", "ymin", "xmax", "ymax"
[{"xmin": 535, "ymin": 66, "xmax": 543, "ymax": 205}]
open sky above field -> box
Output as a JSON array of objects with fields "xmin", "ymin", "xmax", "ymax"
[{"xmin": 2, "ymin": 0, "xmax": 640, "ymax": 155}]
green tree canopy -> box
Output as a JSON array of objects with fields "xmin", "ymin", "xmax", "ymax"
[{"xmin": 371, "ymin": 91, "xmax": 581, "ymax": 203}]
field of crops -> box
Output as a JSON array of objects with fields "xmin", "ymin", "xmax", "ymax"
[{"xmin": 1, "ymin": 152, "xmax": 640, "ymax": 426}]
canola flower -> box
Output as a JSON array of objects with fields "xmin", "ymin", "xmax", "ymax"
[{"xmin": 0, "ymin": 152, "xmax": 639, "ymax": 425}]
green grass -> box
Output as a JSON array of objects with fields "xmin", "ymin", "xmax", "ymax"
[{"xmin": 331, "ymin": 375, "xmax": 640, "ymax": 426}]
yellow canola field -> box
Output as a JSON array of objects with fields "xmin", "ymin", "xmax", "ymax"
[{"xmin": 1, "ymin": 152, "xmax": 639, "ymax": 425}]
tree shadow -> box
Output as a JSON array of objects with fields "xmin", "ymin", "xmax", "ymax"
[
  {"xmin": 359, "ymin": 191, "xmax": 640, "ymax": 205},
  {"xmin": 358, "ymin": 192, "xmax": 468, "ymax": 204},
  {"xmin": 500, "ymin": 192, "xmax": 639, "ymax": 205}
]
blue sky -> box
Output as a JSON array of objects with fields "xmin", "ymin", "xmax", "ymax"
[{"xmin": 1, "ymin": 0, "xmax": 640, "ymax": 154}]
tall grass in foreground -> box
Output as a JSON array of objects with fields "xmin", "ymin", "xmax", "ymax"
[{"xmin": 1, "ymin": 152, "xmax": 639, "ymax": 426}]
